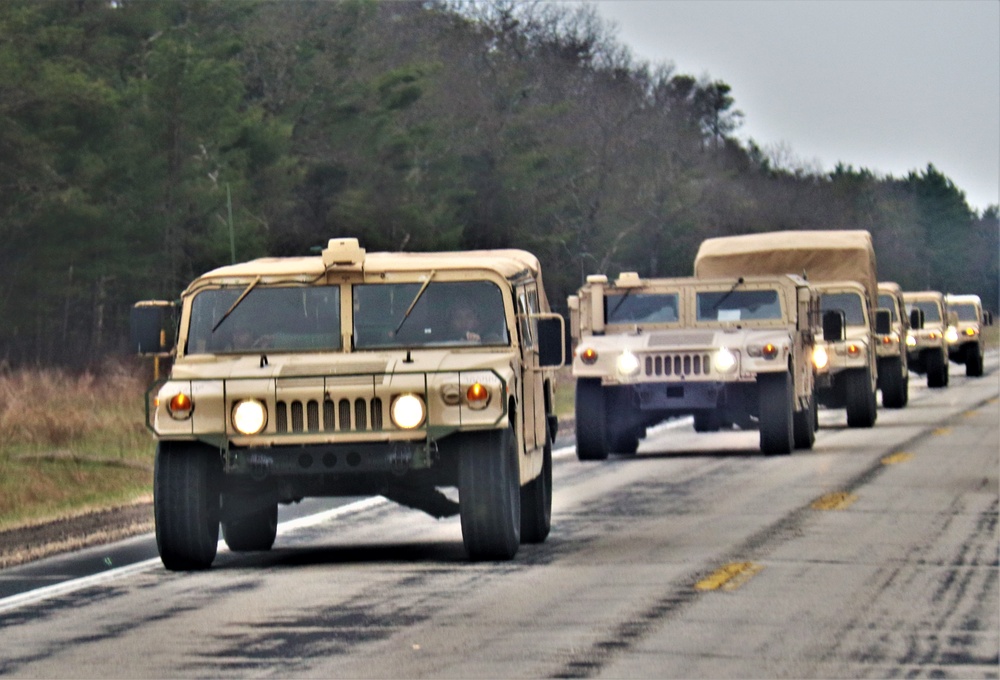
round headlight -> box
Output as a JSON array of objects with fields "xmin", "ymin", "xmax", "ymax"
[
  {"xmin": 906, "ymin": 333, "xmax": 917, "ymax": 347},
  {"xmin": 945, "ymin": 326, "xmax": 959, "ymax": 343},
  {"xmin": 232, "ymin": 399, "xmax": 267, "ymax": 435},
  {"xmin": 812, "ymin": 345, "xmax": 829, "ymax": 370},
  {"xmin": 391, "ymin": 393, "xmax": 426, "ymax": 429},
  {"xmin": 714, "ymin": 347, "xmax": 737, "ymax": 373},
  {"xmin": 616, "ymin": 350, "xmax": 641, "ymax": 377}
]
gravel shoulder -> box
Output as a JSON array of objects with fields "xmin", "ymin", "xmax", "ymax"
[{"xmin": 0, "ymin": 499, "xmax": 154, "ymax": 569}]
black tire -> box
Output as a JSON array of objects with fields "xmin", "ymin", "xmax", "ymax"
[
  {"xmin": 880, "ymin": 357, "xmax": 908, "ymax": 409},
  {"xmin": 575, "ymin": 379, "xmax": 609, "ymax": 461},
  {"xmin": 793, "ymin": 395, "xmax": 816, "ymax": 450},
  {"xmin": 693, "ymin": 411, "xmax": 721, "ymax": 433},
  {"xmin": 927, "ymin": 349, "xmax": 948, "ymax": 388},
  {"xmin": 222, "ymin": 498, "xmax": 278, "ymax": 552},
  {"xmin": 520, "ymin": 433, "xmax": 552, "ymax": 544},
  {"xmin": 845, "ymin": 367, "xmax": 877, "ymax": 428},
  {"xmin": 967, "ymin": 346, "xmax": 984, "ymax": 377},
  {"xmin": 758, "ymin": 373, "xmax": 793, "ymax": 455},
  {"xmin": 460, "ymin": 425, "xmax": 521, "ymax": 560},
  {"xmin": 154, "ymin": 441, "xmax": 221, "ymax": 571}
]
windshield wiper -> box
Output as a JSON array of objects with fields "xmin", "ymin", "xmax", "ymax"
[
  {"xmin": 393, "ymin": 271, "xmax": 436, "ymax": 336},
  {"xmin": 211, "ymin": 276, "xmax": 261, "ymax": 333},
  {"xmin": 607, "ymin": 289, "xmax": 633, "ymax": 321},
  {"xmin": 712, "ymin": 276, "xmax": 745, "ymax": 311}
]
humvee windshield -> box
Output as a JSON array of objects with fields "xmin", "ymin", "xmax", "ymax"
[
  {"xmin": 605, "ymin": 293, "xmax": 679, "ymax": 324},
  {"xmin": 950, "ymin": 303, "xmax": 978, "ymax": 321},
  {"xmin": 353, "ymin": 280, "xmax": 509, "ymax": 349},
  {"xmin": 695, "ymin": 289, "xmax": 782, "ymax": 322},
  {"xmin": 821, "ymin": 292, "xmax": 866, "ymax": 326},
  {"xmin": 878, "ymin": 294, "xmax": 898, "ymax": 321},
  {"xmin": 187, "ymin": 285, "xmax": 342, "ymax": 354},
  {"xmin": 906, "ymin": 301, "xmax": 941, "ymax": 322}
]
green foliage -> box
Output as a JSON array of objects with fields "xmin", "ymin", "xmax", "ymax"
[{"xmin": 0, "ymin": 0, "xmax": 994, "ymax": 369}]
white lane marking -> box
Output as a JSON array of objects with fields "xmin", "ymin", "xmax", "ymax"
[{"xmin": 0, "ymin": 497, "xmax": 385, "ymax": 615}]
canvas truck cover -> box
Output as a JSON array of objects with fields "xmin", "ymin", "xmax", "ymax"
[{"xmin": 694, "ymin": 230, "xmax": 878, "ymax": 310}]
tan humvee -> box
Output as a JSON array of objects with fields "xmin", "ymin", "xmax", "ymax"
[
  {"xmin": 567, "ymin": 272, "xmax": 819, "ymax": 457},
  {"xmin": 903, "ymin": 291, "xmax": 950, "ymax": 388},
  {"xmin": 131, "ymin": 238, "xmax": 565, "ymax": 570},
  {"xmin": 875, "ymin": 282, "xmax": 910, "ymax": 407},
  {"xmin": 694, "ymin": 230, "xmax": 882, "ymax": 428},
  {"xmin": 945, "ymin": 294, "xmax": 990, "ymax": 377}
]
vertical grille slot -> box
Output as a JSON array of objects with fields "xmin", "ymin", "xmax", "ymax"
[
  {"xmin": 276, "ymin": 402, "xmax": 288, "ymax": 433},
  {"xmin": 323, "ymin": 399, "xmax": 336, "ymax": 431},
  {"xmin": 370, "ymin": 398, "xmax": 383, "ymax": 430},
  {"xmin": 354, "ymin": 398, "xmax": 367, "ymax": 430},
  {"xmin": 339, "ymin": 399, "xmax": 351, "ymax": 430},
  {"xmin": 291, "ymin": 402, "xmax": 304, "ymax": 432},
  {"xmin": 307, "ymin": 400, "xmax": 320, "ymax": 432}
]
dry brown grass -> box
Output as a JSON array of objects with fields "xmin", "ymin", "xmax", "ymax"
[{"xmin": 0, "ymin": 363, "xmax": 155, "ymax": 530}]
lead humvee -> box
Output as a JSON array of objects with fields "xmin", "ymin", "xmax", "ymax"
[
  {"xmin": 567, "ymin": 272, "xmax": 819, "ymax": 457},
  {"xmin": 131, "ymin": 238, "xmax": 564, "ymax": 570}
]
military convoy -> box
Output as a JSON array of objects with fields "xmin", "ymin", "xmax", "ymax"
[
  {"xmin": 132, "ymin": 232, "xmax": 992, "ymax": 569},
  {"xmin": 131, "ymin": 238, "xmax": 564, "ymax": 569},
  {"xmin": 567, "ymin": 272, "xmax": 819, "ymax": 457}
]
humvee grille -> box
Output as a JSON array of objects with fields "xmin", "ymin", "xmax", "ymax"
[
  {"xmin": 644, "ymin": 353, "xmax": 713, "ymax": 377},
  {"xmin": 276, "ymin": 397, "xmax": 385, "ymax": 433}
]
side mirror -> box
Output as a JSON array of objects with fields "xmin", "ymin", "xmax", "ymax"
[
  {"xmin": 985, "ymin": 311, "xmax": 994, "ymax": 326},
  {"xmin": 874, "ymin": 309, "xmax": 892, "ymax": 335},
  {"xmin": 909, "ymin": 308, "xmax": 925, "ymax": 330},
  {"xmin": 537, "ymin": 316, "xmax": 566, "ymax": 368},
  {"xmin": 822, "ymin": 310, "xmax": 845, "ymax": 343},
  {"xmin": 130, "ymin": 302, "xmax": 175, "ymax": 355}
]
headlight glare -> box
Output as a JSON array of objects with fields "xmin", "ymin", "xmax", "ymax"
[
  {"xmin": 906, "ymin": 333, "xmax": 917, "ymax": 347},
  {"xmin": 391, "ymin": 393, "xmax": 426, "ymax": 429},
  {"xmin": 616, "ymin": 350, "xmax": 641, "ymax": 377},
  {"xmin": 812, "ymin": 345, "xmax": 829, "ymax": 370},
  {"xmin": 714, "ymin": 347, "xmax": 737, "ymax": 373},
  {"xmin": 945, "ymin": 326, "xmax": 959, "ymax": 343},
  {"xmin": 232, "ymin": 399, "xmax": 266, "ymax": 435}
]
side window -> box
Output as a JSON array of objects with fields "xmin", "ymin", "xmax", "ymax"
[
  {"xmin": 517, "ymin": 286, "xmax": 533, "ymax": 349},
  {"xmin": 527, "ymin": 285, "xmax": 540, "ymax": 340}
]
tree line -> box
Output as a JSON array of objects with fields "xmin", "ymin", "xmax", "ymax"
[{"xmin": 1, "ymin": 0, "xmax": 996, "ymax": 369}]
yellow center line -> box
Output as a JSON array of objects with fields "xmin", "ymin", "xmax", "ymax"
[
  {"xmin": 882, "ymin": 452, "xmax": 914, "ymax": 465},
  {"xmin": 811, "ymin": 491, "xmax": 858, "ymax": 510},
  {"xmin": 695, "ymin": 562, "xmax": 763, "ymax": 592},
  {"xmin": 932, "ymin": 427, "xmax": 952, "ymax": 436}
]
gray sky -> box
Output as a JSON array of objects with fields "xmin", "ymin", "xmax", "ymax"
[{"xmin": 589, "ymin": 0, "xmax": 1000, "ymax": 214}]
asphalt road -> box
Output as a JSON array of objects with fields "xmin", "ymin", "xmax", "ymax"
[{"xmin": 1, "ymin": 357, "xmax": 997, "ymax": 678}]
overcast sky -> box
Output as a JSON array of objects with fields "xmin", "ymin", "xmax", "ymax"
[{"xmin": 588, "ymin": 0, "xmax": 1000, "ymax": 214}]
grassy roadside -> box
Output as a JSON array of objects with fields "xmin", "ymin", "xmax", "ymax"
[{"xmin": 0, "ymin": 364, "xmax": 156, "ymax": 532}]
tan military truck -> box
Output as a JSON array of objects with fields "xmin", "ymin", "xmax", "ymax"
[
  {"xmin": 694, "ymin": 230, "xmax": 885, "ymax": 428},
  {"xmin": 875, "ymin": 282, "xmax": 910, "ymax": 407},
  {"xmin": 903, "ymin": 291, "xmax": 950, "ymax": 388},
  {"xmin": 567, "ymin": 272, "xmax": 819, "ymax": 457},
  {"xmin": 945, "ymin": 293, "xmax": 989, "ymax": 377},
  {"xmin": 130, "ymin": 238, "xmax": 565, "ymax": 570}
]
